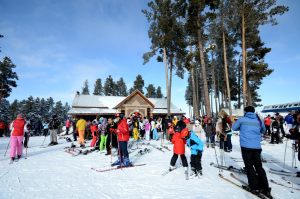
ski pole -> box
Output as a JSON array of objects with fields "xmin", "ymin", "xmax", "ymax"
[
  {"xmin": 25, "ymin": 146, "xmax": 28, "ymax": 159},
  {"xmin": 213, "ymin": 143, "xmax": 221, "ymax": 173},
  {"xmin": 41, "ymin": 130, "xmax": 49, "ymax": 146},
  {"xmin": 4, "ymin": 139, "xmax": 10, "ymax": 157}
]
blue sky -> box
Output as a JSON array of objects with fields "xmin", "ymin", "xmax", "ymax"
[{"xmin": 0, "ymin": 0, "xmax": 299, "ymax": 115}]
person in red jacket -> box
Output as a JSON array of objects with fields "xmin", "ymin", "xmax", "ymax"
[
  {"xmin": 169, "ymin": 120, "xmax": 189, "ymax": 178},
  {"xmin": 264, "ymin": 115, "xmax": 271, "ymax": 135},
  {"xmin": 9, "ymin": 114, "xmax": 26, "ymax": 162},
  {"xmin": 65, "ymin": 118, "xmax": 71, "ymax": 135},
  {"xmin": 111, "ymin": 113, "xmax": 131, "ymax": 167},
  {"xmin": 90, "ymin": 119, "xmax": 98, "ymax": 147}
]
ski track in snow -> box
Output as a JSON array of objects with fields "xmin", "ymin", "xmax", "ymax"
[{"xmin": 0, "ymin": 134, "xmax": 300, "ymax": 199}]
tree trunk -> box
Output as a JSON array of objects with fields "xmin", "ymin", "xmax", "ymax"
[
  {"xmin": 191, "ymin": 68, "xmax": 199, "ymax": 119},
  {"xmin": 211, "ymin": 52, "xmax": 218, "ymax": 116},
  {"xmin": 163, "ymin": 48, "xmax": 170, "ymax": 116},
  {"xmin": 242, "ymin": 9, "xmax": 248, "ymax": 107},
  {"xmin": 222, "ymin": 31, "xmax": 232, "ymax": 116},
  {"xmin": 237, "ymin": 58, "xmax": 241, "ymax": 109},
  {"xmin": 197, "ymin": 29, "xmax": 211, "ymax": 117},
  {"xmin": 168, "ymin": 62, "xmax": 173, "ymax": 117},
  {"xmin": 190, "ymin": 46, "xmax": 199, "ymax": 118}
]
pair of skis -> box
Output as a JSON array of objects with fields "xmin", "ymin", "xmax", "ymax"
[
  {"xmin": 219, "ymin": 173, "xmax": 273, "ymax": 199},
  {"xmin": 269, "ymin": 168, "xmax": 300, "ymax": 177},
  {"xmin": 91, "ymin": 163, "xmax": 146, "ymax": 172},
  {"xmin": 210, "ymin": 162, "xmax": 246, "ymax": 174}
]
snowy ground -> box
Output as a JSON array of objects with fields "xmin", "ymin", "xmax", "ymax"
[{"xmin": 0, "ymin": 133, "xmax": 300, "ymax": 199}]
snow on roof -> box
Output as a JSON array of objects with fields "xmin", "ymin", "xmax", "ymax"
[{"xmin": 69, "ymin": 94, "xmax": 185, "ymax": 115}]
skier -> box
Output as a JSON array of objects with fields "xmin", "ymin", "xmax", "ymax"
[
  {"xmin": 286, "ymin": 111, "xmax": 300, "ymax": 161},
  {"xmin": 232, "ymin": 106, "xmax": 271, "ymax": 197},
  {"xmin": 72, "ymin": 118, "xmax": 77, "ymax": 142},
  {"xmin": 65, "ymin": 118, "xmax": 71, "ymax": 135},
  {"xmin": 105, "ymin": 117, "xmax": 118, "ymax": 155},
  {"xmin": 76, "ymin": 116, "xmax": 86, "ymax": 148},
  {"xmin": 48, "ymin": 115, "xmax": 60, "ymax": 146},
  {"xmin": 132, "ymin": 117, "xmax": 139, "ymax": 141},
  {"xmin": 99, "ymin": 118, "xmax": 107, "ymax": 151},
  {"xmin": 167, "ymin": 121, "xmax": 175, "ymax": 142},
  {"xmin": 284, "ymin": 112, "xmax": 294, "ymax": 133},
  {"xmin": 153, "ymin": 122, "xmax": 159, "ymax": 141},
  {"xmin": 169, "ymin": 120, "xmax": 189, "ymax": 179},
  {"xmin": 186, "ymin": 130, "xmax": 204, "ymax": 177},
  {"xmin": 193, "ymin": 120, "xmax": 203, "ymax": 138},
  {"xmin": 270, "ymin": 117, "xmax": 280, "ymax": 144},
  {"xmin": 90, "ymin": 119, "xmax": 98, "ymax": 147},
  {"xmin": 42, "ymin": 119, "xmax": 49, "ymax": 137},
  {"xmin": 23, "ymin": 120, "xmax": 31, "ymax": 148},
  {"xmin": 204, "ymin": 118, "xmax": 215, "ymax": 148},
  {"xmin": 111, "ymin": 113, "xmax": 131, "ymax": 167},
  {"xmin": 264, "ymin": 115, "xmax": 271, "ymax": 136},
  {"xmin": 0, "ymin": 119, "xmax": 6, "ymax": 137},
  {"xmin": 9, "ymin": 114, "xmax": 26, "ymax": 161},
  {"xmin": 275, "ymin": 113, "xmax": 285, "ymax": 139},
  {"xmin": 144, "ymin": 118, "xmax": 151, "ymax": 141}
]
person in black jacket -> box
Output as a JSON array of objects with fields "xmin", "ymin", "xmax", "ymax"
[
  {"xmin": 49, "ymin": 115, "xmax": 60, "ymax": 146},
  {"xmin": 105, "ymin": 117, "xmax": 118, "ymax": 155},
  {"xmin": 270, "ymin": 117, "xmax": 280, "ymax": 144}
]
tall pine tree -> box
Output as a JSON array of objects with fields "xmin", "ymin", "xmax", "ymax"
[
  {"xmin": 93, "ymin": 78, "xmax": 103, "ymax": 95},
  {"xmin": 104, "ymin": 75, "xmax": 116, "ymax": 96},
  {"xmin": 145, "ymin": 84, "xmax": 156, "ymax": 98},
  {"xmin": 116, "ymin": 78, "xmax": 128, "ymax": 96},
  {"xmin": 156, "ymin": 86, "xmax": 163, "ymax": 98},
  {"xmin": 130, "ymin": 75, "xmax": 145, "ymax": 94},
  {"xmin": 81, "ymin": 79, "xmax": 90, "ymax": 95}
]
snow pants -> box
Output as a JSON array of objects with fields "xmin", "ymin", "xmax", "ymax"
[
  {"xmin": 271, "ymin": 130, "xmax": 280, "ymax": 144},
  {"xmin": 224, "ymin": 134, "xmax": 232, "ymax": 151},
  {"xmin": 78, "ymin": 130, "xmax": 85, "ymax": 145},
  {"xmin": 49, "ymin": 129, "xmax": 58, "ymax": 143},
  {"xmin": 90, "ymin": 133, "xmax": 97, "ymax": 147},
  {"xmin": 118, "ymin": 141, "xmax": 129, "ymax": 159},
  {"xmin": 190, "ymin": 152, "xmax": 202, "ymax": 172},
  {"xmin": 265, "ymin": 125, "xmax": 271, "ymax": 135},
  {"xmin": 66, "ymin": 127, "xmax": 69, "ymax": 135},
  {"xmin": 100, "ymin": 135, "xmax": 107, "ymax": 150},
  {"xmin": 73, "ymin": 129, "xmax": 77, "ymax": 141},
  {"xmin": 145, "ymin": 130, "xmax": 150, "ymax": 141},
  {"xmin": 23, "ymin": 133, "xmax": 30, "ymax": 148},
  {"xmin": 206, "ymin": 133, "xmax": 215, "ymax": 146},
  {"xmin": 10, "ymin": 136, "xmax": 23, "ymax": 158},
  {"xmin": 241, "ymin": 147, "xmax": 269, "ymax": 191},
  {"xmin": 170, "ymin": 153, "xmax": 188, "ymax": 167},
  {"xmin": 133, "ymin": 128, "xmax": 139, "ymax": 140},
  {"xmin": 153, "ymin": 129, "xmax": 159, "ymax": 140}
]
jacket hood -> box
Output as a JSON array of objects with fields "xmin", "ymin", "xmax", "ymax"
[
  {"xmin": 245, "ymin": 112, "xmax": 257, "ymax": 119},
  {"xmin": 101, "ymin": 118, "xmax": 107, "ymax": 126}
]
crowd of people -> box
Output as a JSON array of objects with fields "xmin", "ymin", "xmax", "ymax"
[{"xmin": 5, "ymin": 107, "xmax": 300, "ymax": 198}]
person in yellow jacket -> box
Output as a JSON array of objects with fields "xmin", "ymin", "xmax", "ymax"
[
  {"xmin": 173, "ymin": 116, "xmax": 178, "ymax": 126},
  {"xmin": 133, "ymin": 117, "xmax": 139, "ymax": 140},
  {"xmin": 76, "ymin": 117, "xmax": 87, "ymax": 147}
]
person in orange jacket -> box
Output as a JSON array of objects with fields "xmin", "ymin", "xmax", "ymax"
[
  {"xmin": 169, "ymin": 120, "xmax": 189, "ymax": 178},
  {"xmin": 264, "ymin": 115, "xmax": 271, "ymax": 135}
]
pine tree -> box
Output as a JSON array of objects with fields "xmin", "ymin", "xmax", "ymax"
[
  {"xmin": 143, "ymin": 0, "xmax": 187, "ymax": 116},
  {"xmin": 0, "ymin": 57, "xmax": 18, "ymax": 100},
  {"xmin": 9, "ymin": 99, "xmax": 19, "ymax": 121},
  {"xmin": 116, "ymin": 78, "xmax": 128, "ymax": 96},
  {"xmin": 130, "ymin": 74, "xmax": 145, "ymax": 94},
  {"xmin": 53, "ymin": 101, "xmax": 64, "ymax": 120},
  {"xmin": 104, "ymin": 75, "xmax": 116, "ymax": 96},
  {"xmin": 46, "ymin": 97, "xmax": 54, "ymax": 118},
  {"xmin": 145, "ymin": 84, "xmax": 156, "ymax": 98},
  {"xmin": 81, "ymin": 79, "xmax": 90, "ymax": 95},
  {"xmin": 0, "ymin": 99, "xmax": 10, "ymax": 122},
  {"xmin": 156, "ymin": 86, "xmax": 163, "ymax": 98},
  {"xmin": 93, "ymin": 78, "xmax": 103, "ymax": 95}
]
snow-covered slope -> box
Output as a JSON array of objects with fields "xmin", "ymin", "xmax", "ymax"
[{"xmin": 0, "ymin": 135, "xmax": 299, "ymax": 199}]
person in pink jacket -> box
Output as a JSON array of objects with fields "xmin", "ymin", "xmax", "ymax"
[{"xmin": 9, "ymin": 114, "xmax": 26, "ymax": 162}]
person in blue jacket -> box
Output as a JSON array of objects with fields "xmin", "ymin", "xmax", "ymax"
[
  {"xmin": 186, "ymin": 130, "xmax": 204, "ymax": 177},
  {"xmin": 232, "ymin": 106, "xmax": 271, "ymax": 198}
]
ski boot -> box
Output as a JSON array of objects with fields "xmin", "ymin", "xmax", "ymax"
[
  {"xmin": 121, "ymin": 158, "xmax": 133, "ymax": 167},
  {"xmin": 17, "ymin": 155, "xmax": 21, "ymax": 159},
  {"xmin": 189, "ymin": 169, "xmax": 198, "ymax": 179},
  {"xmin": 169, "ymin": 165, "xmax": 176, "ymax": 172},
  {"xmin": 111, "ymin": 157, "xmax": 122, "ymax": 166}
]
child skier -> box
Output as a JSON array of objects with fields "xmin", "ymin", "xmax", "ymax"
[
  {"xmin": 186, "ymin": 130, "xmax": 204, "ymax": 177},
  {"xmin": 99, "ymin": 118, "xmax": 107, "ymax": 151},
  {"xmin": 169, "ymin": 120, "xmax": 189, "ymax": 179}
]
